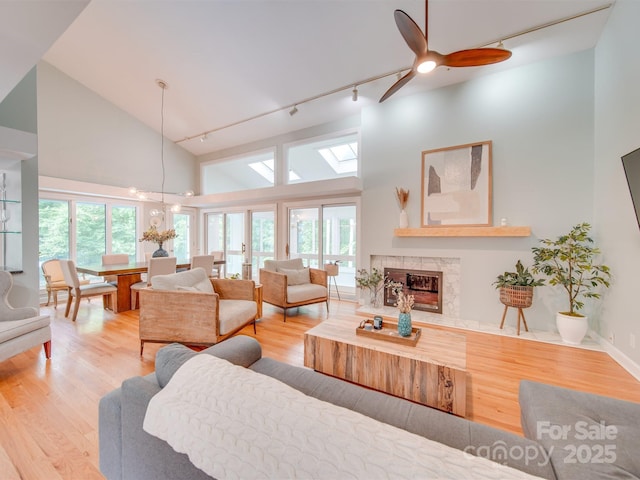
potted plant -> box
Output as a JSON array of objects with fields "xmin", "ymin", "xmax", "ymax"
[
  {"xmin": 532, "ymin": 222, "xmax": 612, "ymax": 345},
  {"xmin": 355, "ymin": 267, "xmax": 385, "ymax": 308},
  {"xmin": 493, "ymin": 260, "xmax": 544, "ymax": 309},
  {"xmin": 139, "ymin": 226, "xmax": 177, "ymax": 258}
]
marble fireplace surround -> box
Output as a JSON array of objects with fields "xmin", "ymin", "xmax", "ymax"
[{"xmin": 370, "ymin": 255, "xmax": 460, "ymax": 318}]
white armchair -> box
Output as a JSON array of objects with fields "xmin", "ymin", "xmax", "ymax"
[{"xmin": 0, "ymin": 271, "xmax": 51, "ymax": 362}]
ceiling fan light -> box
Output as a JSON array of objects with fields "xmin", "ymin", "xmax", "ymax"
[{"xmin": 417, "ymin": 60, "xmax": 437, "ymax": 74}]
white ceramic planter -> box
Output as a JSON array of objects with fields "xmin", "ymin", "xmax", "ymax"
[{"xmin": 556, "ymin": 312, "xmax": 589, "ymax": 345}]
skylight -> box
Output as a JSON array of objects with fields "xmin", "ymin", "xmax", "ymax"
[
  {"xmin": 318, "ymin": 142, "xmax": 358, "ymax": 174},
  {"xmin": 249, "ymin": 159, "xmax": 275, "ymax": 183}
]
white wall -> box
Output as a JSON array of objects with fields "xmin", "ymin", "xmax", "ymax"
[
  {"xmin": 594, "ymin": 0, "xmax": 640, "ymax": 366},
  {"xmin": 36, "ymin": 61, "xmax": 198, "ymax": 195},
  {"xmin": 361, "ymin": 50, "xmax": 595, "ymax": 332},
  {"xmin": 0, "ymin": 68, "xmax": 39, "ymax": 308}
]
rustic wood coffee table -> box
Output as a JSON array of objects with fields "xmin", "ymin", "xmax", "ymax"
[{"xmin": 304, "ymin": 315, "xmax": 467, "ymax": 417}]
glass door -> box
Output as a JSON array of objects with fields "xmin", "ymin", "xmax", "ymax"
[
  {"xmin": 322, "ymin": 204, "xmax": 356, "ymax": 298},
  {"xmin": 171, "ymin": 210, "xmax": 196, "ymax": 262},
  {"xmin": 287, "ymin": 202, "xmax": 357, "ymax": 299},
  {"xmin": 225, "ymin": 212, "xmax": 245, "ymax": 278},
  {"xmin": 206, "ymin": 209, "xmax": 275, "ymax": 280},
  {"xmin": 288, "ymin": 207, "xmax": 319, "ymax": 267},
  {"xmin": 251, "ymin": 210, "xmax": 275, "ymax": 278}
]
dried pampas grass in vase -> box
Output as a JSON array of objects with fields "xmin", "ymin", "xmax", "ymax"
[{"xmin": 396, "ymin": 187, "xmax": 410, "ymax": 228}]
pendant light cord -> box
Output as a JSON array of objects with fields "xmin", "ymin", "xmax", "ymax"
[{"xmin": 159, "ymin": 80, "xmax": 166, "ymax": 207}]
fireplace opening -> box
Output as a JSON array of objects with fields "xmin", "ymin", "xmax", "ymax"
[{"xmin": 384, "ymin": 268, "xmax": 443, "ymax": 314}]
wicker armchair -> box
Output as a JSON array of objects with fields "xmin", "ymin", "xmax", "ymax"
[
  {"xmin": 259, "ymin": 258, "xmax": 328, "ymax": 321},
  {"xmin": 138, "ymin": 268, "xmax": 257, "ymax": 356}
]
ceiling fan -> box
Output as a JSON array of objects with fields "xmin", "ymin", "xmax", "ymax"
[{"xmin": 379, "ymin": 0, "xmax": 512, "ymax": 103}]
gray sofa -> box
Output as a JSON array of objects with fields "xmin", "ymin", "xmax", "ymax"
[
  {"xmin": 520, "ymin": 380, "xmax": 640, "ymax": 480},
  {"xmin": 100, "ymin": 335, "xmax": 557, "ymax": 480}
]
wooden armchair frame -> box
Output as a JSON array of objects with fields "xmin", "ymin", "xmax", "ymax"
[
  {"xmin": 260, "ymin": 267, "xmax": 328, "ymax": 321},
  {"xmin": 138, "ymin": 278, "xmax": 257, "ymax": 356}
]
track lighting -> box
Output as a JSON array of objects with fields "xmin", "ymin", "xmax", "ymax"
[
  {"xmin": 200, "ymin": 133, "xmax": 208, "ymax": 142},
  {"xmin": 289, "ymin": 105, "xmax": 298, "ymax": 116},
  {"xmin": 352, "ymin": 86, "xmax": 358, "ymax": 102}
]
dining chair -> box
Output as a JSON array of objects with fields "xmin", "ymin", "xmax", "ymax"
[
  {"xmin": 59, "ymin": 259, "xmax": 118, "ymax": 321},
  {"xmin": 209, "ymin": 250, "xmax": 224, "ymax": 278},
  {"xmin": 102, "ymin": 254, "xmax": 130, "ymax": 284},
  {"xmin": 130, "ymin": 257, "xmax": 177, "ymax": 309},
  {"xmin": 190, "ymin": 255, "xmax": 216, "ymax": 277},
  {"xmin": 41, "ymin": 259, "xmax": 90, "ymax": 308}
]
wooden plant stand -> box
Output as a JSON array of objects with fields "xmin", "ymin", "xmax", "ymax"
[{"xmin": 498, "ymin": 286, "xmax": 533, "ymax": 335}]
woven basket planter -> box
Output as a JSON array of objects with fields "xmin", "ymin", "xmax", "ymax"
[{"xmin": 499, "ymin": 286, "xmax": 534, "ymax": 308}]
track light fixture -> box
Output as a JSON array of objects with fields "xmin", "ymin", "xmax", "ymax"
[
  {"xmin": 177, "ymin": 3, "xmax": 611, "ymax": 144},
  {"xmin": 352, "ymin": 86, "xmax": 358, "ymax": 102},
  {"xmin": 200, "ymin": 133, "xmax": 208, "ymax": 142}
]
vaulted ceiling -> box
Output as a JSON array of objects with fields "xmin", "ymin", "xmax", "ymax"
[{"xmin": 5, "ymin": 1, "xmax": 614, "ymax": 156}]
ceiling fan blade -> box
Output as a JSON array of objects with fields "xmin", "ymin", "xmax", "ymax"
[
  {"xmin": 379, "ymin": 70, "xmax": 416, "ymax": 103},
  {"xmin": 394, "ymin": 9, "xmax": 428, "ymax": 57},
  {"xmin": 442, "ymin": 48, "xmax": 512, "ymax": 68}
]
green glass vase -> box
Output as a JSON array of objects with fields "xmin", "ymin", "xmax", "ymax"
[{"xmin": 398, "ymin": 312, "xmax": 412, "ymax": 337}]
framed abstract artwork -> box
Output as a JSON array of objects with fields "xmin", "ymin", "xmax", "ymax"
[{"xmin": 421, "ymin": 141, "xmax": 492, "ymax": 227}]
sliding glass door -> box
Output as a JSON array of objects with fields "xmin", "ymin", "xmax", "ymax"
[
  {"xmin": 287, "ymin": 202, "xmax": 357, "ymax": 298},
  {"xmin": 205, "ymin": 208, "xmax": 275, "ymax": 279}
]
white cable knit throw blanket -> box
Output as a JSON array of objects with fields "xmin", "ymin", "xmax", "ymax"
[{"xmin": 143, "ymin": 354, "xmax": 540, "ymax": 479}]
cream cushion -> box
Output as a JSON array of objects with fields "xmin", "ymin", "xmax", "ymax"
[
  {"xmin": 278, "ymin": 268, "xmax": 310, "ymax": 286},
  {"xmin": 287, "ymin": 284, "xmax": 328, "ymax": 303},
  {"xmin": 218, "ymin": 300, "xmax": 257, "ymax": 335},
  {"xmin": 151, "ymin": 268, "xmax": 214, "ymax": 294},
  {"xmin": 264, "ymin": 258, "xmax": 304, "ymax": 272}
]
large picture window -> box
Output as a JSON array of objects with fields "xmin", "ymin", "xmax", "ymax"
[{"xmin": 39, "ymin": 197, "xmax": 140, "ymax": 288}]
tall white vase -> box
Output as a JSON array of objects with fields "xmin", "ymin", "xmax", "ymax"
[{"xmin": 399, "ymin": 209, "xmax": 409, "ymax": 228}]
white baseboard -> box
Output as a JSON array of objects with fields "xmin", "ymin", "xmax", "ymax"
[{"xmin": 591, "ymin": 330, "xmax": 640, "ymax": 381}]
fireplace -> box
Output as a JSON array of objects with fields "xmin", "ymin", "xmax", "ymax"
[{"xmin": 384, "ymin": 268, "xmax": 443, "ymax": 314}]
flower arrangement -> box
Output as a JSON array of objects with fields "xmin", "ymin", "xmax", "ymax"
[
  {"xmin": 139, "ymin": 226, "xmax": 177, "ymax": 245},
  {"xmin": 386, "ymin": 280, "xmax": 415, "ymax": 313},
  {"xmin": 395, "ymin": 187, "xmax": 409, "ymax": 210},
  {"xmin": 355, "ymin": 268, "xmax": 385, "ymax": 308}
]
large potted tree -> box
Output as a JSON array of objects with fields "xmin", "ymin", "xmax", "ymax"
[{"xmin": 532, "ymin": 222, "xmax": 612, "ymax": 345}]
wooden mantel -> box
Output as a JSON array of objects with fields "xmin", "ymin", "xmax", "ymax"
[{"xmin": 394, "ymin": 226, "xmax": 531, "ymax": 237}]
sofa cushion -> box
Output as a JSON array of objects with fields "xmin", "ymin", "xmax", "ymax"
[
  {"xmin": 278, "ymin": 267, "xmax": 310, "ymax": 286},
  {"xmin": 287, "ymin": 283, "xmax": 327, "ymax": 303},
  {"xmin": 520, "ymin": 380, "xmax": 640, "ymax": 480},
  {"xmin": 263, "ymin": 258, "xmax": 304, "ymax": 272},
  {"xmin": 151, "ymin": 268, "xmax": 214, "ymax": 293},
  {"xmin": 155, "ymin": 337, "xmax": 263, "ymax": 388},
  {"xmin": 218, "ymin": 299, "xmax": 257, "ymax": 335}
]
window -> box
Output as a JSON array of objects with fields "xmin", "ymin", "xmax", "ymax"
[
  {"xmin": 201, "ymin": 149, "xmax": 276, "ymax": 195},
  {"xmin": 286, "ymin": 132, "xmax": 359, "ymax": 184},
  {"xmin": 111, "ymin": 205, "xmax": 136, "ymax": 261},
  {"xmin": 76, "ymin": 202, "xmax": 106, "ymax": 266},
  {"xmin": 38, "ymin": 196, "xmax": 140, "ymax": 288}
]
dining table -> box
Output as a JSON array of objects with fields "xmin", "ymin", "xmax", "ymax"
[{"xmin": 76, "ymin": 260, "xmax": 225, "ymax": 313}]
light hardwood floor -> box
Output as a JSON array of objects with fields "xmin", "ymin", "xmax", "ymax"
[{"xmin": 1, "ymin": 298, "xmax": 639, "ymax": 479}]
